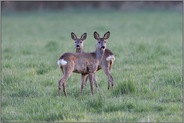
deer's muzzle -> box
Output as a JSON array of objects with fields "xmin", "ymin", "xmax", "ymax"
[
  {"xmin": 76, "ymin": 45, "xmax": 80, "ymax": 48},
  {"xmin": 101, "ymin": 46, "xmax": 105, "ymax": 49}
]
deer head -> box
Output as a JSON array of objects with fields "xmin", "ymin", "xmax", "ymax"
[
  {"xmin": 94, "ymin": 31, "xmax": 110, "ymax": 51},
  {"xmin": 71, "ymin": 32, "xmax": 87, "ymax": 52}
]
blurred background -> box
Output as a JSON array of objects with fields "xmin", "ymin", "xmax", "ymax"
[
  {"xmin": 2, "ymin": 1, "xmax": 183, "ymax": 122},
  {"xmin": 2, "ymin": 1, "xmax": 183, "ymax": 12}
]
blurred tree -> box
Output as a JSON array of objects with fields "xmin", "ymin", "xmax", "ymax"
[{"xmin": 1, "ymin": 1, "xmax": 182, "ymax": 12}]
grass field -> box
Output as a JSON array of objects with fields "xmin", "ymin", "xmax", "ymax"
[{"xmin": 2, "ymin": 9, "xmax": 183, "ymax": 122}]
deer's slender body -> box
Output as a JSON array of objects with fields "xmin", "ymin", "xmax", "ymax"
[
  {"xmin": 59, "ymin": 51, "xmax": 102, "ymax": 74},
  {"xmin": 57, "ymin": 31, "xmax": 112, "ymax": 96},
  {"xmin": 72, "ymin": 32, "xmax": 115, "ymax": 91}
]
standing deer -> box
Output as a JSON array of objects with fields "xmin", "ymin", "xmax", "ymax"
[
  {"xmin": 71, "ymin": 32, "xmax": 91, "ymax": 88},
  {"xmin": 57, "ymin": 31, "xmax": 112, "ymax": 96},
  {"xmin": 71, "ymin": 32, "xmax": 115, "ymax": 92}
]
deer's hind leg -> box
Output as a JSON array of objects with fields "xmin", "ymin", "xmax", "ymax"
[
  {"xmin": 101, "ymin": 62, "xmax": 114, "ymax": 90},
  {"xmin": 58, "ymin": 64, "xmax": 74, "ymax": 97},
  {"xmin": 108, "ymin": 60, "xmax": 113, "ymax": 72}
]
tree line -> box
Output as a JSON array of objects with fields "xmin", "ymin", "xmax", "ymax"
[{"xmin": 2, "ymin": 1, "xmax": 182, "ymax": 11}]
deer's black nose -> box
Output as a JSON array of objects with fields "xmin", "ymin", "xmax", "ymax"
[
  {"xmin": 101, "ymin": 46, "xmax": 105, "ymax": 49},
  {"xmin": 76, "ymin": 45, "xmax": 80, "ymax": 47}
]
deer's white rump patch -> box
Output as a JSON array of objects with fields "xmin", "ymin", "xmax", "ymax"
[
  {"xmin": 106, "ymin": 55, "xmax": 115, "ymax": 61},
  {"xmin": 57, "ymin": 59, "xmax": 67, "ymax": 66}
]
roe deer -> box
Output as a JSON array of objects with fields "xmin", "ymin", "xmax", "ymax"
[
  {"xmin": 57, "ymin": 31, "xmax": 111, "ymax": 96},
  {"xmin": 71, "ymin": 32, "xmax": 94, "ymax": 90},
  {"xmin": 71, "ymin": 32, "xmax": 97, "ymax": 92},
  {"xmin": 71, "ymin": 32, "xmax": 115, "ymax": 91}
]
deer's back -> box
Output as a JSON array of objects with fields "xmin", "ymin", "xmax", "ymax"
[
  {"xmin": 60, "ymin": 52, "xmax": 99, "ymax": 74},
  {"xmin": 104, "ymin": 48, "xmax": 114, "ymax": 56},
  {"xmin": 59, "ymin": 52, "xmax": 76, "ymax": 61}
]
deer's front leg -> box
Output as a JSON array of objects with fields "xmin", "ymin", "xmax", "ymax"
[
  {"xmin": 84, "ymin": 75, "xmax": 88, "ymax": 86},
  {"xmin": 80, "ymin": 74, "xmax": 88, "ymax": 95},
  {"xmin": 88, "ymin": 73, "xmax": 95, "ymax": 95}
]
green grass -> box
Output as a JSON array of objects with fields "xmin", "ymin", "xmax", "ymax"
[{"xmin": 2, "ymin": 9, "xmax": 182, "ymax": 122}]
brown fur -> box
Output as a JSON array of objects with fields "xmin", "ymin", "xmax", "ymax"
[
  {"xmin": 58, "ymin": 31, "xmax": 112, "ymax": 96},
  {"xmin": 72, "ymin": 33, "xmax": 115, "ymax": 90}
]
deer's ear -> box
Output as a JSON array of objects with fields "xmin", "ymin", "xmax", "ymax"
[
  {"xmin": 71, "ymin": 32, "xmax": 77, "ymax": 40},
  {"xmin": 94, "ymin": 31, "xmax": 100, "ymax": 40},
  {"xmin": 80, "ymin": 33, "xmax": 87, "ymax": 41},
  {"xmin": 103, "ymin": 31, "xmax": 110, "ymax": 40}
]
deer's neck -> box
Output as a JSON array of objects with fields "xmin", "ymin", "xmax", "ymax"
[
  {"xmin": 95, "ymin": 48, "xmax": 104, "ymax": 61},
  {"xmin": 76, "ymin": 48, "xmax": 83, "ymax": 53}
]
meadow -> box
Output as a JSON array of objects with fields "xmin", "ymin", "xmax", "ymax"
[{"xmin": 1, "ymin": 9, "xmax": 183, "ymax": 122}]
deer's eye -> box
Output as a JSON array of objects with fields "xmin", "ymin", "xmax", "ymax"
[
  {"xmin": 80, "ymin": 41, "xmax": 82, "ymax": 43},
  {"xmin": 98, "ymin": 41, "xmax": 100, "ymax": 43},
  {"xmin": 75, "ymin": 41, "xmax": 77, "ymax": 43}
]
